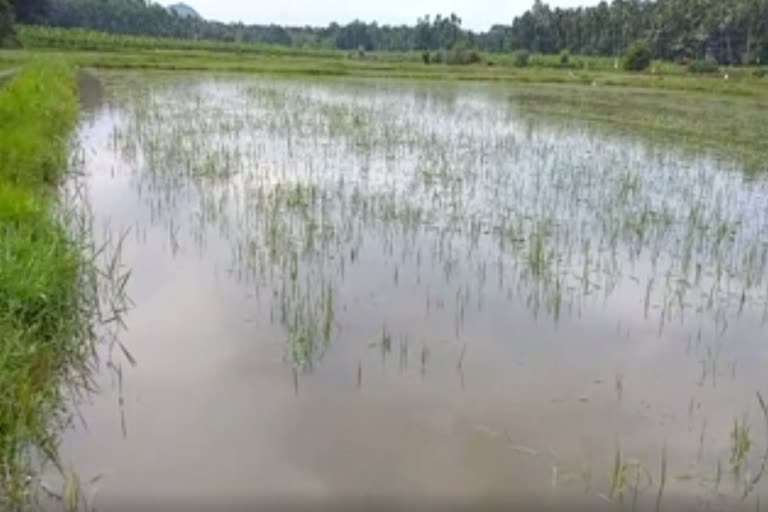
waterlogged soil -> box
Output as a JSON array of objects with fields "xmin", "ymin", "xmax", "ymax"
[{"xmin": 49, "ymin": 71, "xmax": 768, "ymax": 510}]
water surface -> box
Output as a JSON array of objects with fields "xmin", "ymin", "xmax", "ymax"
[{"xmin": 51, "ymin": 72, "xmax": 768, "ymax": 510}]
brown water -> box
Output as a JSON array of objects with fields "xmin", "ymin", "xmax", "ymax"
[{"xmin": 44, "ymin": 72, "xmax": 768, "ymax": 511}]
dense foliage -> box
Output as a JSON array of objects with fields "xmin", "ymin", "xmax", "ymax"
[
  {"xmin": 0, "ymin": 0, "xmax": 14, "ymax": 44},
  {"xmin": 493, "ymin": 0, "xmax": 768, "ymax": 64},
  {"xmin": 5, "ymin": 0, "xmax": 768, "ymax": 64},
  {"xmin": 9, "ymin": 0, "xmax": 49, "ymax": 23}
]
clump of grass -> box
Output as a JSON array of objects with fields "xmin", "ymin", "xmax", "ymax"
[{"xmin": 0, "ymin": 58, "xmax": 94, "ymax": 505}]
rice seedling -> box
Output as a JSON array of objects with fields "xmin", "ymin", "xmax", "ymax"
[
  {"xmin": 398, "ymin": 336, "xmax": 408, "ymax": 372},
  {"xmin": 356, "ymin": 361, "xmax": 363, "ymax": 389},
  {"xmin": 63, "ymin": 466, "xmax": 81, "ymax": 512},
  {"xmin": 609, "ymin": 442, "xmax": 653, "ymax": 505},
  {"xmin": 716, "ymin": 459, "xmax": 723, "ymax": 493},
  {"xmin": 743, "ymin": 393, "xmax": 768, "ymax": 499},
  {"xmin": 699, "ymin": 420, "xmax": 708, "ymax": 463},
  {"xmin": 615, "ymin": 373, "xmax": 624, "ymax": 402},
  {"xmin": 731, "ymin": 416, "xmax": 753, "ymax": 474},
  {"xmin": 380, "ymin": 326, "xmax": 392, "ymax": 357},
  {"xmin": 656, "ymin": 445, "xmax": 667, "ymax": 512}
]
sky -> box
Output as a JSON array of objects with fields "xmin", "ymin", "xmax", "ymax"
[{"xmin": 157, "ymin": 0, "xmax": 599, "ymax": 32}]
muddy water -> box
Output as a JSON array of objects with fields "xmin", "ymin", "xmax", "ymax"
[{"xmin": 51, "ymin": 72, "xmax": 768, "ymax": 510}]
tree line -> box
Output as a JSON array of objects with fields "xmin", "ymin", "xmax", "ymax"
[
  {"xmin": 1, "ymin": 0, "xmax": 767, "ymax": 64},
  {"xmin": 492, "ymin": 0, "xmax": 768, "ymax": 64}
]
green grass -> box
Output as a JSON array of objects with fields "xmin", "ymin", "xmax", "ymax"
[
  {"xmin": 506, "ymin": 83, "xmax": 768, "ymax": 171},
  {"xmin": 0, "ymin": 59, "xmax": 77, "ymax": 186},
  {"xmin": 7, "ymin": 25, "xmax": 768, "ymax": 99},
  {"xmin": 0, "ymin": 57, "xmax": 84, "ymax": 505},
  {"xmin": 16, "ymin": 24, "xmax": 349, "ymax": 60},
  {"xmin": 1, "ymin": 46, "xmax": 765, "ymax": 100}
]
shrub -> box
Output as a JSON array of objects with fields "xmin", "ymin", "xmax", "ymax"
[
  {"xmin": 421, "ymin": 51, "xmax": 430, "ymax": 65},
  {"xmin": 513, "ymin": 49, "xmax": 530, "ymax": 67},
  {"xmin": 445, "ymin": 49, "xmax": 470, "ymax": 65},
  {"xmin": 444, "ymin": 41, "xmax": 482, "ymax": 65},
  {"xmin": 559, "ymin": 49, "xmax": 571, "ymax": 67},
  {"xmin": 752, "ymin": 68, "xmax": 766, "ymax": 78},
  {"xmin": 623, "ymin": 41, "xmax": 652, "ymax": 71},
  {"xmin": 456, "ymin": 49, "xmax": 483, "ymax": 64},
  {"xmin": 688, "ymin": 59, "xmax": 719, "ymax": 74}
]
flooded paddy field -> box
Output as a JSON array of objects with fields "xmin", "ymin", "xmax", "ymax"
[{"xmin": 46, "ymin": 71, "xmax": 768, "ymax": 511}]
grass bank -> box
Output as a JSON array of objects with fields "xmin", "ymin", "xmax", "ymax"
[
  {"xmin": 4, "ymin": 26, "xmax": 768, "ymax": 99},
  {"xmin": 0, "ymin": 58, "xmax": 86, "ymax": 505},
  {"xmin": 508, "ymin": 83, "xmax": 768, "ymax": 172},
  {"xmin": 2, "ymin": 46, "xmax": 766, "ymax": 99}
]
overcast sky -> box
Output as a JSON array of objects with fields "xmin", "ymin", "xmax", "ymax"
[{"xmin": 157, "ymin": 0, "xmax": 599, "ymax": 32}]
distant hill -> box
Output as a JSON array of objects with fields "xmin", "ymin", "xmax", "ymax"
[{"xmin": 167, "ymin": 3, "xmax": 202, "ymax": 20}]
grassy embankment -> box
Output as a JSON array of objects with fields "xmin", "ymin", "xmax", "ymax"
[
  {"xmin": 507, "ymin": 83, "xmax": 768, "ymax": 172},
  {"xmin": 2, "ymin": 25, "xmax": 767, "ymax": 98},
  {"xmin": 0, "ymin": 58, "xmax": 88, "ymax": 505}
]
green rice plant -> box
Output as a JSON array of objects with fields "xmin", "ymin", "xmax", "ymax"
[
  {"xmin": 731, "ymin": 415, "xmax": 753, "ymax": 473},
  {"xmin": 656, "ymin": 444, "xmax": 667, "ymax": 512},
  {"xmin": 610, "ymin": 442, "xmax": 653, "ymax": 503},
  {"xmin": 610, "ymin": 443, "xmax": 625, "ymax": 500},
  {"xmin": 743, "ymin": 392, "xmax": 768, "ymax": 499}
]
